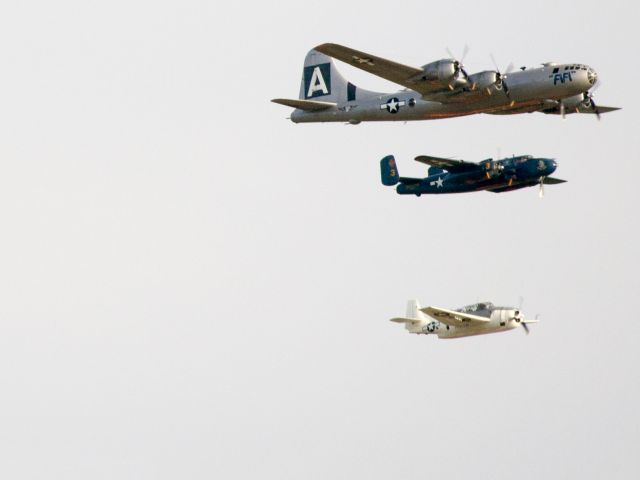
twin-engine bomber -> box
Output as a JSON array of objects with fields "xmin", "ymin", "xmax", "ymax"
[
  {"xmin": 381, "ymin": 153, "xmax": 565, "ymax": 197},
  {"xmin": 392, "ymin": 300, "xmax": 537, "ymax": 339},
  {"xmin": 272, "ymin": 43, "xmax": 619, "ymax": 123}
]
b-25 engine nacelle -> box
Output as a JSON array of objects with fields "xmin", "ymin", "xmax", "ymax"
[{"xmin": 482, "ymin": 159, "xmax": 505, "ymax": 178}]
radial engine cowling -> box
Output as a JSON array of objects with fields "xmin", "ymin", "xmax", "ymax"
[
  {"xmin": 416, "ymin": 59, "xmax": 459, "ymax": 84},
  {"xmin": 483, "ymin": 160, "xmax": 504, "ymax": 179},
  {"xmin": 468, "ymin": 70, "xmax": 500, "ymax": 91},
  {"xmin": 561, "ymin": 93, "xmax": 591, "ymax": 110}
]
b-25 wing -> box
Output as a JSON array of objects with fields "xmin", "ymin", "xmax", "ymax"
[
  {"xmin": 414, "ymin": 155, "xmax": 486, "ymax": 173},
  {"xmin": 421, "ymin": 306, "xmax": 491, "ymax": 327},
  {"xmin": 314, "ymin": 43, "xmax": 451, "ymax": 97}
]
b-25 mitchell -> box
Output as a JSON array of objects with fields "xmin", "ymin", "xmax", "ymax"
[
  {"xmin": 391, "ymin": 300, "xmax": 537, "ymax": 339},
  {"xmin": 381, "ymin": 154, "xmax": 565, "ymax": 197},
  {"xmin": 272, "ymin": 43, "xmax": 619, "ymax": 123}
]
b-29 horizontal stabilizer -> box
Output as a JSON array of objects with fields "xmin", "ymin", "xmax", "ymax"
[{"xmin": 271, "ymin": 98, "xmax": 336, "ymax": 111}]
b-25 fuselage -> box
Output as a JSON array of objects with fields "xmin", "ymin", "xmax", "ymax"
[{"xmin": 381, "ymin": 154, "xmax": 565, "ymax": 196}]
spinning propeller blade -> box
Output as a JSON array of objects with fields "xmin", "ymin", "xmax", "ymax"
[
  {"xmin": 588, "ymin": 93, "xmax": 601, "ymax": 120},
  {"xmin": 446, "ymin": 45, "xmax": 470, "ymax": 88},
  {"xmin": 490, "ymin": 54, "xmax": 514, "ymax": 98}
]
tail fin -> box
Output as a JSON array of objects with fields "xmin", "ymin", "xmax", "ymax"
[
  {"xmin": 390, "ymin": 299, "xmax": 429, "ymax": 334},
  {"xmin": 298, "ymin": 49, "xmax": 382, "ymax": 103},
  {"xmin": 406, "ymin": 299, "xmax": 428, "ymax": 321},
  {"xmin": 380, "ymin": 155, "xmax": 399, "ymax": 186},
  {"xmin": 299, "ymin": 49, "xmax": 354, "ymax": 102}
]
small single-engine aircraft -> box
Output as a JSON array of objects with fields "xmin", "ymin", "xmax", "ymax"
[
  {"xmin": 391, "ymin": 300, "xmax": 538, "ymax": 339},
  {"xmin": 380, "ymin": 153, "xmax": 565, "ymax": 197},
  {"xmin": 272, "ymin": 43, "xmax": 619, "ymax": 123}
]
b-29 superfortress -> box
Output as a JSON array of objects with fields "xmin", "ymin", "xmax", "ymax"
[{"xmin": 273, "ymin": 43, "xmax": 619, "ymax": 124}]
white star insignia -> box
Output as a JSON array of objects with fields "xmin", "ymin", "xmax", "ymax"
[
  {"xmin": 380, "ymin": 98, "xmax": 406, "ymax": 113},
  {"xmin": 429, "ymin": 177, "xmax": 444, "ymax": 188}
]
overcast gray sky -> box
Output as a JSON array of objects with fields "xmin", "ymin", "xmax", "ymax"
[{"xmin": 0, "ymin": 1, "xmax": 638, "ymax": 479}]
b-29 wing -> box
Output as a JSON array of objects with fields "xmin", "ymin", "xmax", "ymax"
[
  {"xmin": 421, "ymin": 306, "xmax": 491, "ymax": 327},
  {"xmin": 315, "ymin": 43, "xmax": 449, "ymax": 97}
]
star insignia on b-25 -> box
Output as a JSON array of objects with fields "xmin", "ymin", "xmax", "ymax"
[{"xmin": 429, "ymin": 177, "xmax": 444, "ymax": 188}]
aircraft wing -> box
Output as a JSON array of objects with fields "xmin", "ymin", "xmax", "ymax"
[
  {"xmin": 271, "ymin": 98, "xmax": 336, "ymax": 111},
  {"xmin": 414, "ymin": 155, "xmax": 483, "ymax": 173},
  {"xmin": 314, "ymin": 43, "xmax": 442, "ymax": 96},
  {"xmin": 538, "ymin": 103, "xmax": 621, "ymax": 116},
  {"xmin": 543, "ymin": 177, "xmax": 566, "ymax": 184},
  {"xmin": 421, "ymin": 306, "xmax": 491, "ymax": 327},
  {"xmin": 580, "ymin": 106, "xmax": 621, "ymax": 114}
]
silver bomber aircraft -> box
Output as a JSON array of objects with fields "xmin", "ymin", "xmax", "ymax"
[
  {"xmin": 272, "ymin": 43, "xmax": 619, "ymax": 123},
  {"xmin": 391, "ymin": 300, "xmax": 538, "ymax": 339}
]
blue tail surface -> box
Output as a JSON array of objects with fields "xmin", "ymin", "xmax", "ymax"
[{"xmin": 380, "ymin": 155, "xmax": 399, "ymax": 186}]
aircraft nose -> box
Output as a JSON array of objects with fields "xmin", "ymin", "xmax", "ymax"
[
  {"xmin": 586, "ymin": 67, "xmax": 598, "ymax": 87},
  {"xmin": 546, "ymin": 159, "xmax": 557, "ymax": 174}
]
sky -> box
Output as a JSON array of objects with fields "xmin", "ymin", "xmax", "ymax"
[{"xmin": 0, "ymin": 1, "xmax": 638, "ymax": 479}]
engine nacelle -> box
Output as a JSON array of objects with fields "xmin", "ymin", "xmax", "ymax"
[
  {"xmin": 561, "ymin": 93, "xmax": 589, "ymax": 110},
  {"xmin": 468, "ymin": 70, "xmax": 500, "ymax": 90},
  {"xmin": 416, "ymin": 59, "xmax": 458, "ymax": 83},
  {"xmin": 482, "ymin": 159, "xmax": 504, "ymax": 179}
]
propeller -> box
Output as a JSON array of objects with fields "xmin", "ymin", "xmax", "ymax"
[
  {"xmin": 560, "ymin": 82, "xmax": 601, "ymax": 120},
  {"xmin": 510, "ymin": 297, "xmax": 529, "ymax": 334},
  {"xmin": 484, "ymin": 159, "xmax": 504, "ymax": 178},
  {"xmin": 446, "ymin": 45, "xmax": 470, "ymax": 89},
  {"xmin": 489, "ymin": 54, "xmax": 514, "ymax": 99},
  {"xmin": 582, "ymin": 91, "xmax": 601, "ymax": 120},
  {"xmin": 539, "ymin": 176, "xmax": 545, "ymax": 198},
  {"xmin": 511, "ymin": 298, "xmax": 539, "ymax": 335},
  {"xmin": 513, "ymin": 310, "xmax": 530, "ymax": 334},
  {"xmin": 585, "ymin": 80, "xmax": 602, "ymax": 119},
  {"xmin": 524, "ymin": 314, "xmax": 541, "ymax": 335}
]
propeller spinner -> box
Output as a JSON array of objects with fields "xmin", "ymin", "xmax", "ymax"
[{"xmin": 446, "ymin": 45, "xmax": 470, "ymax": 90}]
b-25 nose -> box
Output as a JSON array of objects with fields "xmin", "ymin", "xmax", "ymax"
[{"xmin": 545, "ymin": 159, "xmax": 557, "ymax": 174}]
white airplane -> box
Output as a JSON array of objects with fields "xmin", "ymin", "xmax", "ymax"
[
  {"xmin": 273, "ymin": 43, "xmax": 619, "ymax": 124},
  {"xmin": 391, "ymin": 300, "xmax": 538, "ymax": 339}
]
